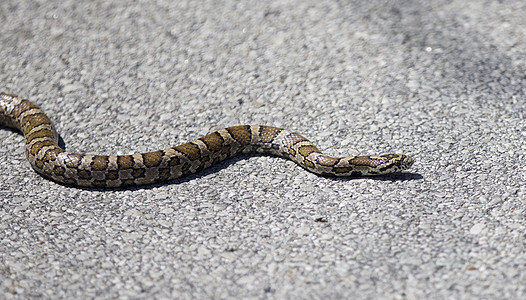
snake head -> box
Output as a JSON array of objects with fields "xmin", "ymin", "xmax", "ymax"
[
  {"xmin": 349, "ymin": 154, "xmax": 414, "ymax": 175},
  {"xmin": 376, "ymin": 154, "xmax": 414, "ymax": 173}
]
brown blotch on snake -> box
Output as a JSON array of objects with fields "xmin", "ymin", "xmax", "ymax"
[{"xmin": 0, "ymin": 93, "xmax": 414, "ymax": 188}]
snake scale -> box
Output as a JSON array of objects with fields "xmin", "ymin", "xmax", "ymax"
[{"xmin": 0, "ymin": 93, "xmax": 414, "ymax": 187}]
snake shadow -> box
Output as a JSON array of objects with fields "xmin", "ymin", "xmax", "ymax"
[
  {"xmin": 2, "ymin": 126, "xmax": 421, "ymax": 190},
  {"xmin": 107, "ymin": 153, "xmax": 422, "ymax": 191}
]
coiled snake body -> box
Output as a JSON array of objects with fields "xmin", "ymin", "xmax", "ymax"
[{"xmin": 1, "ymin": 93, "xmax": 414, "ymax": 187}]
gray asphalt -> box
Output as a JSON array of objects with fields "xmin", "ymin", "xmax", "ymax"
[{"xmin": 1, "ymin": 0, "xmax": 525, "ymax": 299}]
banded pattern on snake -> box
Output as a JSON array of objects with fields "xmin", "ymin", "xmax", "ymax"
[{"xmin": 0, "ymin": 93, "xmax": 414, "ymax": 188}]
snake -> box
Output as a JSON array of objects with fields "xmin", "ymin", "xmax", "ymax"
[{"xmin": 0, "ymin": 93, "xmax": 414, "ymax": 188}]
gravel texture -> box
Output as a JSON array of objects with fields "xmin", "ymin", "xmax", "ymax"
[{"xmin": 1, "ymin": 0, "xmax": 525, "ymax": 299}]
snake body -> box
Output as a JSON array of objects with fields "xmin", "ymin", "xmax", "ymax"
[{"xmin": 1, "ymin": 93, "xmax": 413, "ymax": 187}]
